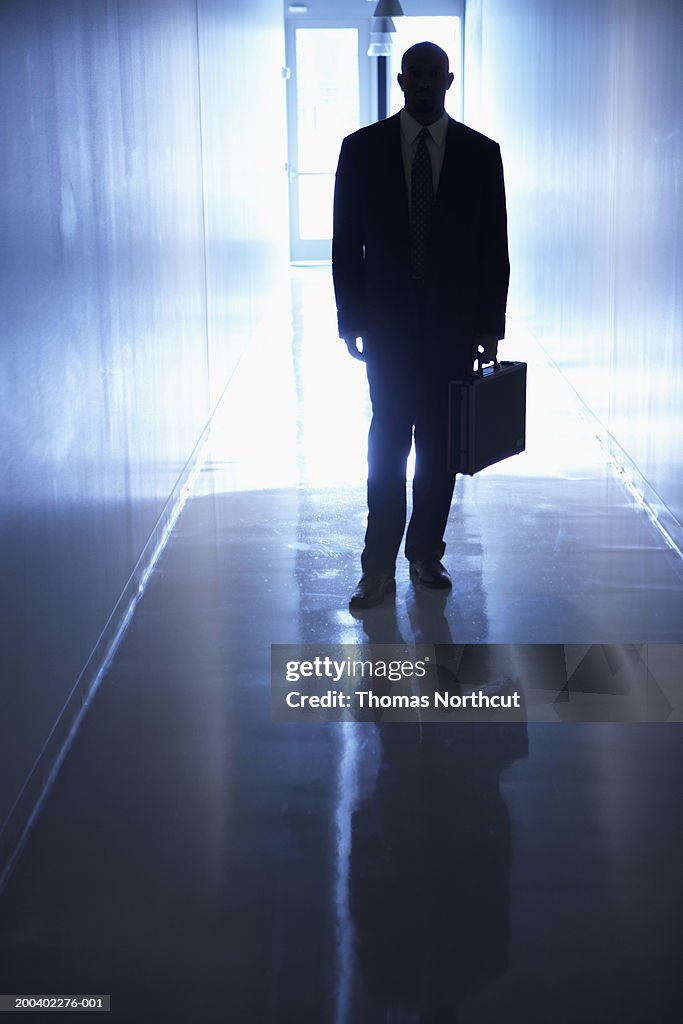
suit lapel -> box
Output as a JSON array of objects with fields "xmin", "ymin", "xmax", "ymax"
[
  {"xmin": 434, "ymin": 117, "xmax": 465, "ymax": 218},
  {"xmin": 378, "ymin": 114, "xmax": 463, "ymax": 254},
  {"xmin": 383, "ymin": 113, "xmax": 409, "ymax": 221},
  {"xmin": 387, "ymin": 115, "xmax": 466, "ymax": 230}
]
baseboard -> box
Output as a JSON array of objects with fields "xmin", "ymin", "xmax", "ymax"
[
  {"xmin": 527, "ymin": 329, "xmax": 683, "ymax": 561},
  {"xmin": 595, "ymin": 425, "xmax": 683, "ymax": 560}
]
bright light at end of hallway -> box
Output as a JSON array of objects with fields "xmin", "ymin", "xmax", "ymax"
[{"xmin": 207, "ymin": 267, "xmax": 383, "ymax": 491}]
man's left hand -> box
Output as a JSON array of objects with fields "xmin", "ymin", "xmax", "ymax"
[{"xmin": 475, "ymin": 335, "xmax": 499, "ymax": 363}]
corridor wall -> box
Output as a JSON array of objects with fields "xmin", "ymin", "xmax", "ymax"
[
  {"xmin": 0, "ymin": 0, "xmax": 287, "ymax": 885},
  {"xmin": 465, "ymin": 0, "xmax": 683, "ymax": 552}
]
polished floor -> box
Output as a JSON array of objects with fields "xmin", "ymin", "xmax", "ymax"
[{"xmin": 1, "ymin": 269, "xmax": 682, "ymax": 1022}]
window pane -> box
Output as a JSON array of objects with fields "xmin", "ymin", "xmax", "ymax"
[
  {"xmin": 296, "ymin": 28, "xmax": 359, "ymax": 173},
  {"xmin": 298, "ymin": 174, "xmax": 334, "ymax": 240}
]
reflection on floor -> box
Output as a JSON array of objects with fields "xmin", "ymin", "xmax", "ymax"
[{"xmin": 0, "ymin": 268, "xmax": 682, "ymax": 1022}]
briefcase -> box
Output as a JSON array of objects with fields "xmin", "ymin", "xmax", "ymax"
[{"xmin": 448, "ymin": 360, "xmax": 527, "ymax": 475}]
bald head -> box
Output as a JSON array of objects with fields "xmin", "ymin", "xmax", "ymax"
[
  {"xmin": 398, "ymin": 41, "xmax": 454, "ymax": 125},
  {"xmin": 401, "ymin": 41, "xmax": 449, "ymax": 74}
]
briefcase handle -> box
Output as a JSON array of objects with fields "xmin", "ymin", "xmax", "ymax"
[{"xmin": 473, "ymin": 356, "xmax": 500, "ymax": 376}]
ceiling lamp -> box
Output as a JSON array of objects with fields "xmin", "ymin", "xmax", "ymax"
[
  {"xmin": 367, "ymin": 2, "xmax": 403, "ymax": 58},
  {"xmin": 372, "ymin": 0, "xmax": 404, "ymax": 15}
]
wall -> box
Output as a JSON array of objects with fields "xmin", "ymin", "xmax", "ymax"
[
  {"xmin": 200, "ymin": 0, "xmax": 289, "ymax": 403},
  {"xmin": 464, "ymin": 0, "xmax": 683, "ymax": 551},
  {"xmin": 0, "ymin": 0, "xmax": 287, "ymax": 885}
]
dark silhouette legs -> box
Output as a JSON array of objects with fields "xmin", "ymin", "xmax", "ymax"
[{"xmin": 361, "ymin": 354, "xmax": 457, "ymax": 574}]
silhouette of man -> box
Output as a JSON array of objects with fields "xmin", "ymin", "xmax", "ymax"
[{"xmin": 332, "ymin": 42, "xmax": 509, "ymax": 609}]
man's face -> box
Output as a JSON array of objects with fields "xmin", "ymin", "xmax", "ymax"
[{"xmin": 397, "ymin": 46, "xmax": 454, "ymax": 125}]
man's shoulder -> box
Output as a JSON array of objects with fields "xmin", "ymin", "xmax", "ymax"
[
  {"xmin": 341, "ymin": 114, "xmax": 400, "ymax": 149},
  {"xmin": 450, "ymin": 119, "xmax": 501, "ymax": 152}
]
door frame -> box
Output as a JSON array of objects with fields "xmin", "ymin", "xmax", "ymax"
[{"xmin": 285, "ymin": 18, "xmax": 374, "ymax": 263}]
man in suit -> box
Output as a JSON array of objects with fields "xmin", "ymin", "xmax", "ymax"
[{"xmin": 333, "ymin": 41, "xmax": 509, "ymax": 609}]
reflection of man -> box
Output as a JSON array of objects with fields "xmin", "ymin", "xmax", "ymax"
[
  {"xmin": 333, "ymin": 42, "xmax": 510, "ymax": 609},
  {"xmin": 348, "ymin": 720, "xmax": 528, "ymax": 1019}
]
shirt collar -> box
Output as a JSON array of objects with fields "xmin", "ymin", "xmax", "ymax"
[{"xmin": 400, "ymin": 108, "xmax": 449, "ymax": 146}]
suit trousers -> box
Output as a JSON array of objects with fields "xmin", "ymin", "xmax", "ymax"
[{"xmin": 361, "ymin": 293, "xmax": 468, "ymax": 574}]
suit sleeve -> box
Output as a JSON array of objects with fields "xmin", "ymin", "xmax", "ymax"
[
  {"xmin": 475, "ymin": 143, "xmax": 510, "ymax": 339},
  {"xmin": 332, "ymin": 137, "xmax": 366, "ymax": 338}
]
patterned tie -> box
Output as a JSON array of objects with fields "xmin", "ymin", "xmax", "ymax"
[{"xmin": 410, "ymin": 127, "xmax": 434, "ymax": 280}]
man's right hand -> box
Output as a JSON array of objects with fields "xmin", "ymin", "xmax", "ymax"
[{"xmin": 342, "ymin": 334, "xmax": 366, "ymax": 361}]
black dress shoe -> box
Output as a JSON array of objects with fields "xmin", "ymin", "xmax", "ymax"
[
  {"xmin": 349, "ymin": 573, "xmax": 396, "ymax": 609},
  {"xmin": 409, "ymin": 560, "xmax": 452, "ymax": 589}
]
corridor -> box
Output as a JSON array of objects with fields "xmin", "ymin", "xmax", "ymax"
[
  {"xmin": 1, "ymin": 0, "xmax": 682, "ymax": 1021},
  {"xmin": 1, "ymin": 267, "xmax": 682, "ymax": 1021}
]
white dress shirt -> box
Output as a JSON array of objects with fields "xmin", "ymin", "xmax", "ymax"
[{"xmin": 399, "ymin": 108, "xmax": 449, "ymax": 211}]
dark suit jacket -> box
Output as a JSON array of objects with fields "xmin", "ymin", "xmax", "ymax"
[{"xmin": 332, "ymin": 113, "xmax": 510, "ymax": 365}]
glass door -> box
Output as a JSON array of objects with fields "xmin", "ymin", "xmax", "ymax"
[{"xmin": 285, "ymin": 21, "xmax": 372, "ymax": 263}]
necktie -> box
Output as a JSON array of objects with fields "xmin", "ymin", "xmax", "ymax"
[{"xmin": 410, "ymin": 127, "xmax": 434, "ymax": 281}]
